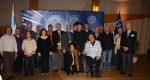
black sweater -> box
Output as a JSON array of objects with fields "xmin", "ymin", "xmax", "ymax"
[
  {"xmin": 37, "ymin": 36, "xmax": 52, "ymax": 56},
  {"xmin": 73, "ymin": 30, "xmax": 86, "ymax": 52},
  {"xmin": 101, "ymin": 32, "xmax": 114, "ymax": 51}
]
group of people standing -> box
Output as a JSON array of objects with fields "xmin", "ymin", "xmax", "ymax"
[{"xmin": 0, "ymin": 21, "xmax": 137, "ymax": 80}]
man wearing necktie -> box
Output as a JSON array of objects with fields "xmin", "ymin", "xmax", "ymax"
[
  {"xmin": 120, "ymin": 22, "xmax": 137, "ymax": 77},
  {"xmin": 53, "ymin": 23, "xmax": 64, "ymax": 72},
  {"xmin": 62, "ymin": 24, "xmax": 73, "ymax": 52}
]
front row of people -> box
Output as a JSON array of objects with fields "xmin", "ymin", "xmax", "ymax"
[{"xmin": 63, "ymin": 34, "xmax": 102, "ymax": 78}]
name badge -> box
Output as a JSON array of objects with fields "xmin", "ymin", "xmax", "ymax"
[{"xmin": 131, "ymin": 34, "xmax": 134, "ymax": 37}]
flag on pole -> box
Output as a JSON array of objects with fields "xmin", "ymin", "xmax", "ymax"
[
  {"xmin": 115, "ymin": 8, "xmax": 122, "ymax": 33},
  {"xmin": 11, "ymin": 4, "xmax": 16, "ymax": 35}
]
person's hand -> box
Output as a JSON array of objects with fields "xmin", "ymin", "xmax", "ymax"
[
  {"xmin": 15, "ymin": 53, "xmax": 18, "ymax": 58},
  {"xmin": 63, "ymin": 49, "xmax": 66, "ymax": 53},
  {"xmin": 123, "ymin": 47, "xmax": 129, "ymax": 51},
  {"xmin": 70, "ymin": 66, "xmax": 72, "ymax": 71},
  {"xmin": 31, "ymin": 51, "xmax": 35, "ymax": 54},
  {"xmin": 29, "ymin": 53, "xmax": 33, "ymax": 57},
  {"xmin": 82, "ymin": 50, "xmax": 86, "ymax": 54},
  {"xmin": 38, "ymin": 53, "xmax": 41, "ymax": 57},
  {"xmin": 57, "ymin": 46, "xmax": 62, "ymax": 49},
  {"xmin": 96, "ymin": 56, "xmax": 100, "ymax": 60},
  {"xmin": 26, "ymin": 54, "xmax": 31, "ymax": 57},
  {"xmin": 49, "ymin": 52, "xmax": 52, "ymax": 55}
]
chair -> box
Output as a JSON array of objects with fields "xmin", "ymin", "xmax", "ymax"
[{"xmin": 86, "ymin": 63, "xmax": 103, "ymax": 78}]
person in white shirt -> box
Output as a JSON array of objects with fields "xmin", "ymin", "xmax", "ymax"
[
  {"xmin": 0, "ymin": 27, "xmax": 17, "ymax": 80},
  {"xmin": 85, "ymin": 34, "xmax": 102, "ymax": 78},
  {"xmin": 22, "ymin": 31, "xmax": 37, "ymax": 77}
]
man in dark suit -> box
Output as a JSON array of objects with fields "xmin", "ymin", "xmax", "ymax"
[
  {"xmin": 73, "ymin": 23, "xmax": 86, "ymax": 73},
  {"xmin": 53, "ymin": 23, "xmax": 64, "ymax": 72},
  {"xmin": 62, "ymin": 24, "xmax": 73, "ymax": 52},
  {"xmin": 83, "ymin": 23, "xmax": 93, "ymax": 42},
  {"xmin": 120, "ymin": 22, "xmax": 137, "ymax": 77}
]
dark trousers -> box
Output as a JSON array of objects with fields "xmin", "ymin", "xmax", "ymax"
[
  {"xmin": 66, "ymin": 65, "xmax": 77, "ymax": 75},
  {"xmin": 115, "ymin": 49, "xmax": 122, "ymax": 72},
  {"xmin": 41, "ymin": 55, "xmax": 49, "ymax": 73},
  {"xmin": 122, "ymin": 53, "xmax": 133, "ymax": 74},
  {"xmin": 86, "ymin": 56, "xmax": 101, "ymax": 76},
  {"xmin": 14, "ymin": 51, "xmax": 23, "ymax": 73},
  {"xmin": 111, "ymin": 44, "xmax": 116, "ymax": 66},
  {"xmin": 24, "ymin": 55, "xmax": 34, "ymax": 76},
  {"xmin": 3, "ymin": 51, "xmax": 15, "ymax": 78},
  {"xmin": 79, "ymin": 54, "xmax": 85, "ymax": 71},
  {"xmin": 34, "ymin": 53, "xmax": 41, "ymax": 68}
]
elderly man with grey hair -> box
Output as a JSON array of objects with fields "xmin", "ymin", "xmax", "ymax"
[{"xmin": 85, "ymin": 34, "xmax": 102, "ymax": 78}]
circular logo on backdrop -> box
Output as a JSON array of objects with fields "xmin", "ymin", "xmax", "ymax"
[
  {"xmin": 87, "ymin": 16, "xmax": 96, "ymax": 24},
  {"xmin": 70, "ymin": 15, "xmax": 79, "ymax": 23},
  {"xmin": 51, "ymin": 15, "xmax": 60, "ymax": 23}
]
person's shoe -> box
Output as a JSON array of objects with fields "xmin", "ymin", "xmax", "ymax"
[
  {"xmin": 71, "ymin": 71, "xmax": 75, "ymax": 75},
  {"xmin": 9, "ymin": 76, "xmax": 15, "ymax": 79},
  {"xmin": 120, "ymin": 72, "xmax": 126, "ymax": 75},
  {"xmin": 129, "ymin": 73, "xmax": 132, "ymax": 77},
  {"xmin": 67, "ymin": 72, "xmax": 70, "ymax": 75},
  {"xmin": 80, "ymin": 70, "xmax": 84, "ymax": 73},
  {"xmin": 6, "ymin": 77, "xmax": 11, "ymax": 80},
  {"xmin": 91, "ymin": 75, "xmax": 94, "ymax": 78},
  {"xmin": 107, "ymin": 68, "xmax": 111, "ymax": 71},
  {"xmin": 95, "ymin": 73, "xmax": 100, "ymax": 78},
  {"xmin": 41, "ymin": 73, "xmax": 44, "ymax": 76},
  {"xmin": 24, "ymin": 75, "xmax": 28, "ymax": 77},
  {"xmin": 55, "ymin": 69, "xmax": 59, "ymax": 72},
  {"xmin": 76, "ymin": 72, "xmax": 78, "ymax": 75},
  {"xmin": 102, "ymin": 68, "xmax": 106, "ymax": 71},
  {"xmin": 96, "ymin": 75, "xmax": 100, "ymax": 78},
  {"xmin": 30, "ymin": 74, "xmax": 34, "ymax": 76},
  {"xmin": 46, "ymin": 73, "xmax": 49, "ymax": 75}
]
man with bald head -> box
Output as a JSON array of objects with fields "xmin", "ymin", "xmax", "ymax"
[
  {"xmin": 120, "ymin": 22, "xmax": 137, "ymax": 77},
  {"xmin": 23, "ymin": 22, "xmax": 36, "ymax": 40}
]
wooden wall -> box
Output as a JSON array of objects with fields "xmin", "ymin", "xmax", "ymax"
[
  {"xmin": 104, "ymin": 14, "xmax": 150, "ymax": 23},
  {"xmin": 105, "ymin": 18, "xmax": 150, "ymax": 54}
]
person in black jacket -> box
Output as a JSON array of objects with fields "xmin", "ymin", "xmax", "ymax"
[
  {"xmin": 83, "ymin": 23, "xmax": 93, "ymax": 42},
  {"xmin": 37, "ymin": 28, "xmax": 52, "ymax": 75},
  {"xmin": 101, "ymin": 25, "xmax": 114, "ymax": 71},
  {"xmin": 63, "ymin": 43, "xmax": 81, "ymax": 75},
  {"xmin": 73, "ymin": 23, "xmax": 86, "ymax": 73},
  {"xmin": 52, "ymin": 23, "xmax": 64, "ymax": 72},
  {"xmin": 120, "ymin": 22, "xmax": 137, "ymax": 77}
]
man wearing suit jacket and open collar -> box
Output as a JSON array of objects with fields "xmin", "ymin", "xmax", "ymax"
[
  {"xmin": 120, "ymin": 22, "xmax": 137, "ymax": 77},
  {"xmin": 53, "ymin": 23, "xmax": 64, "ymax": 72}
]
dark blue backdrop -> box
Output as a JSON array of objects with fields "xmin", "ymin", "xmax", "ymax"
[{"xmin": 22, "ymin": 10, "xmax": 104, "ymax": 32}]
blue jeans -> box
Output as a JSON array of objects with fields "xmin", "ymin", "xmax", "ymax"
[
  {"xmin": 49, "ymin": 55, "xmax": 53, "ymax": 68},
  {"xmin": 102, "ymin": 49, "xmax": 112, "ymax": 69},
  {"xmin": 24, "ymin": 55, "xmax": 34, "ymax": 76}
]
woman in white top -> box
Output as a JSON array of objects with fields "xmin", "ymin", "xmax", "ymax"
[{"xmin": 22, "ymin": 31, "xmax": 37, "ymax": 77}]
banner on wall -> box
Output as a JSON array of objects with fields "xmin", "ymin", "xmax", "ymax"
[{"xmin": 22, "ymin": 10, "xmax": 104, "ymax": 32}]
